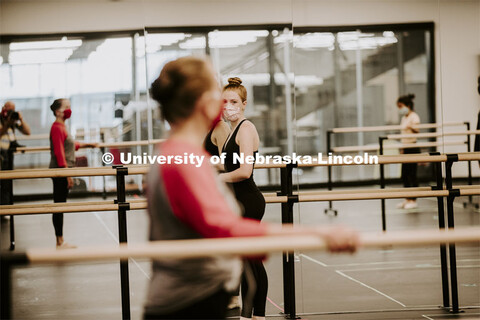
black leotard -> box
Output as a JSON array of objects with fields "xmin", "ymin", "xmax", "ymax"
[
  {"xmin": 222, "ymin": 119, "xmax": 265, "ymax": 220},
  {"xmin": 203, "ymin": 127, "xmax": 219, "ymax": 157}
]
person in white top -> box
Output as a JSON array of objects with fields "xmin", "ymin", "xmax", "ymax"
[{"xmin": 397, "ymin": 94, "xmax": 421, "ymax": 210}]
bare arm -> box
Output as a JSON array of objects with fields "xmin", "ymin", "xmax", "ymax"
[{"xmin": 76, "ymin": 142, "xmax": 99, "ymax": 149}]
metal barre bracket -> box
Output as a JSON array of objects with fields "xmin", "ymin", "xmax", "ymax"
[{"xmin": 113, "ymin": 165, "xmax": 129, "ymax": 175}]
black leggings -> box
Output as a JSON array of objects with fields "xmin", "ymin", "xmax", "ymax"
[
  {"xmin": 143, "ymin": 288, "xmax": 231, "ymax": 320},
  {"xmin": 234, "ymin": 187, "xmax": 268, "ymax": 318},
  {"xmin": 241, "ymin": 260, "xmax": 268, "ymax": 318},
  {"xmin": 401, "ymin": 148, "xmax": 420, "ymax": 200},
  {"xmin": 52, "ymin": 177, "xmax": 69, "ymax": 237}
]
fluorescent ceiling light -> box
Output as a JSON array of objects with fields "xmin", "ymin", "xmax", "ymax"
[
  {"xmin": 8, "ymin": 37, "xmax": 82, "ymax": 65},
  {"xmin": 9, "ymin": 49, "xmax": 74, "ymax": 65},
  {"xmin": 210, "ymin": 30, "xmax": 268, "ymax": 48},
  {"xmin": 145, "ymin": 33, "xmax": 189, "ymax": 53},
  {"xmin": 294, "ymin": 33, "xmax": 334, "ymax": 49},
  {"xmin": 179, "ymin": 37, "xmax": 206, "ymax": 49},
  {"xmin": 295, "ymin": 31, "xmax": 397, "ymax": 51},
  {"xmin": 339, "ymin": 36, "xmax": 397, "ymax": 51},
  {"xmin": 180, "ymin": 31, "xmax": 269, "ymax": 49},
  {"xmin": 10, "ymin": 38, "xmax": 82, "ymax": 51},
  {"xmin": 274, "ymin": 33, "xmax": 293, "ymax": 44},
  {"xmin": 383, "ymin": 31, "xmax": 395, "ymax": 38},
  {"xmin": 88, "ymin": 38, "xmax": 131, "ymax": 60}
]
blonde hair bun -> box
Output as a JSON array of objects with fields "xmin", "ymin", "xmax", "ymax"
[{"xmin": 228, "ymin": 77, "xmax": 242, "ymax": 86}]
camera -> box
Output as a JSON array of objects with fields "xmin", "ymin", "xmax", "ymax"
[{"xmin": 1, "ymin": 110, "xmax": 19, "ymax": 121}]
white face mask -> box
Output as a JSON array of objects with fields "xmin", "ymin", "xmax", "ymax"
[
  {"xmin": 399, "ymin": 106, "xmax": 409, "ymax": 116},
  {"xmin": 223, "ymin": 105, "xmax": 241, "ymax": 122}
]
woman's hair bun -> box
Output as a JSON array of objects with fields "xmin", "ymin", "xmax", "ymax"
[
  {"xmin": 407, "ymin": 93, "xmax": 415, "ymax": 100},
  {"xmin": 228, "ymin": 77, "xmax": 242, "ymax": 86}
]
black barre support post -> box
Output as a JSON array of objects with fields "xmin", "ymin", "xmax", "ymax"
[
  {"xmin": 114, "ymin": 166, "xmax": 131, "ymax": 320},
  {"xmin": 6, "ymin": 146, "xmax": 15, "ymax": 250},
  {"xmin": 445, "ymin": 155, "xmax": 460, "ymax": 314},
  {"xmin": 325, "ymin": 130, "xmax": 337, "ymax": 215},
  {"xmin": 464, "ymin": 122, "xmax": 473, "ymax": 206},
  {"xmin": 430, "ymin": 152, "xmax": 449, "ymax": 308},
  {"xmin": 279, "ymin": 163, "xmax": 299, "ymax": 319},
  {"xmin": 9, "ymin": 215, "xmax": 15, "ymax": 251},
  {"xmin": 100, "ymin": 131, "xmax": 107, "ymax": 200},
  {"xmin": 379, "ymin": 137, "xmax": 387, "ymax": 231}
]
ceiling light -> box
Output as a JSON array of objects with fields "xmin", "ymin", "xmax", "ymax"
[
  {"xmin": 9, "ymin": 49, "xmax": 74, "ymax": 65},
  {"xmin": 10, "ymin": 38, "xmax": 82, "ymax": 51},
  {"xmin": 294, "ymin": 33, "xmax": 334, "ymax": 48}
]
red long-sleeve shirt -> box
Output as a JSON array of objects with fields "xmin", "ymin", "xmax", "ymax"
[{"xmin": 49, "ymin": 122, "xmax": 79, "ymax": 168}]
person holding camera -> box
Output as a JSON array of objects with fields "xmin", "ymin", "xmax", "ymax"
[{"xmin": 0, "ymin": 101, "xmax": 31, "ymax": 207}]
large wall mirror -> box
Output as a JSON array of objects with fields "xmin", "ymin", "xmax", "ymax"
[{"xmin": 0, "ymin": 0, "xmax": 478, "ymax": 319}]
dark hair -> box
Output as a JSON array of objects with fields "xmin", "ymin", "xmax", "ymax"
[
  {"xmin": 397, "ymin": 94, "xmax": 415, "ymax": 110},
  {"xmin": 223, "ymin": 77, "xmax": 247, "ymax": 102},
  {"xmin": 50, "ymin": 99, "xmax": 65, "ymax": 116},
  {"xmin": 150, "ymin": 57, "xmax": 214, "ymax": 124}
]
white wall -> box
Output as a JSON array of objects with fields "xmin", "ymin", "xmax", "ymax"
[
  {"xmin": 0, "ymin": 0, "xmax": 293, "ymax": 34},
  {"xmin": 2, "ymin": 0, "xmax": 479, "ymax": 176}
]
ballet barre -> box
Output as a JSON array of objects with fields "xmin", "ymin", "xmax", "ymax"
[
  {"xmin": 0, "ymin": 200, "xmax": 147, "ymax": 216},
  {"xmin": 14, "ymin": 139, "xmax": 165, "ymax": 153},
  {"xmin": 0, "ymin": 165, "xmax": 150, "ymax": 180},
  {"xmin": 329, "ymin": 122, "xmax": 466, "ymax": 134},
  {"xmin": 2, "ymin": 185, "xmax": 478, "ymax": 214},
  {"xmin": 332, "ymin": 140, "xmax": 466, "ymax": 153},
  {"xmin": 0, "ymin": 227, "xmax": 477, "ymax": 263},
  {"xmin": 15, "ymin": 133, "xmax": 49, "ymax": 141},
  {"xmin": 386, "ymin": 129, "xmax": 480, "ymax": 140},
  {"xmin": 325, "ymin": 122, "xmax": 470, "ymax": 216},
  {"xmin": 1, "ymin": 227, "xmax": 479, "ymax": 320}
]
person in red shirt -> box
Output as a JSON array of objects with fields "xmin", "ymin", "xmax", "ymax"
[
  {"xmin": 49, "ymin": 99, "xmax": 97, "ymax": 249},
  {"xmin": 143, "ymin": 56, "xmax": 360, "ymax": 320}
]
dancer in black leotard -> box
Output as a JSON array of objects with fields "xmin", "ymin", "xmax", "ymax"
[{"xmin": 220, "ymin": 77, "xmax": 267, "ymax": 320}]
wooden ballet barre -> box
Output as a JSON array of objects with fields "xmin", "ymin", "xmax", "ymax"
[
  {"xmin": 387, "ymin": 130, "xmax": 480, "ymax": 140},
  {"xmin": 1, "ymin": 153, "xmax": 479, "ymax": 180},
  {"xmin": 330, "ymin": 122, "xmax": 465, "ymax": 134},
  {"xmin": 0, "ymin": 198, "xmax": 146, "ymax": 210},
  {"xmin": 0, "ymin": 166, "xmax": 118, "ymax": 180},
  {"xmin": 332, "ymin": 140, "xmax": 466, "ymax": 153},
  {"xmin": 11, "ymin": 226, "xmax": 480, "ymax": 264},
  {"xmin": 296, "ymin": 188, "xmax": 479, "ymax": 202},
  {"xmin": 0, "ymin": 201, "xmax": 148, "ymax": 216},
  {"xmin": 14, "ymin": 139, "xmax": 165, "ymax": 154},
  {"xmin": 15, "ymin": 134, "xmax": 49, "ymax": 141},
  {"xmin": 310, "ymin": 152, "xmax": 480, "ymax": 167},
  {"xmin": 5, "ymin": 184, "xmax": 475, "ymax": 213},
  {"xmin": 262, "ymin": 185, "xmax": 480, "ymax": 198},
  {"xmin": 0, "ymin": 164, "xmax": 150, "ymax": 180}
]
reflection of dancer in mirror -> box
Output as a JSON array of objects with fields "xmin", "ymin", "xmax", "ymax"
[
  {"xmin": 49, "ymin": 99, "xmax": 97, "ymax": 248},
  {"xmin": 396, "ymin": 94, "xmax": 421, "ymax": 210},
  {"xmin": 219, "ymin": 77, "xmax": 267, "ymax": 320}
]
